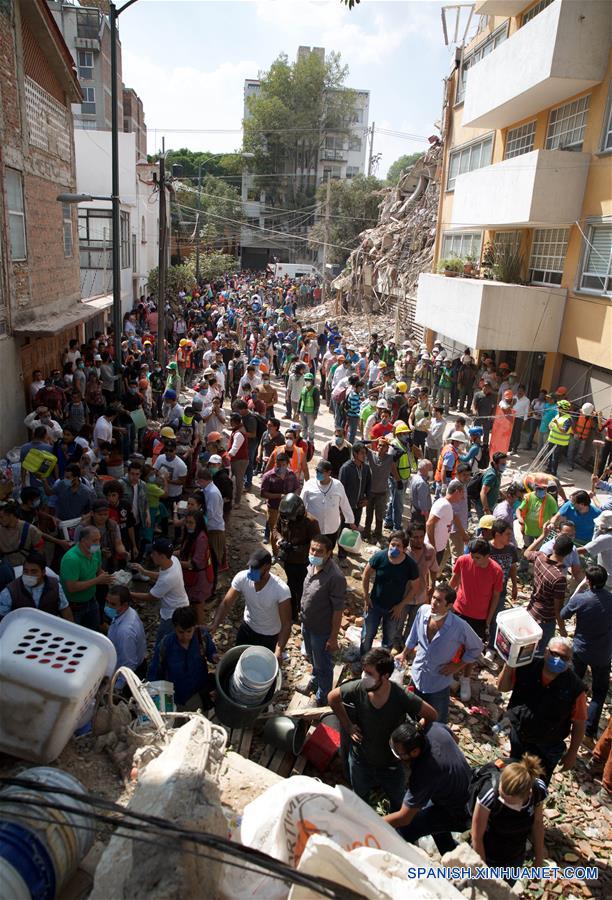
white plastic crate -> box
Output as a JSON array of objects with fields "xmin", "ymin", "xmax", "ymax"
[
  {"xmin": 495, "ymin": 607, "xmax": 543, "ymax": 668},
  {"xmin": 0, "ymin": 609, "xmax": 116, "ymax": 763}
]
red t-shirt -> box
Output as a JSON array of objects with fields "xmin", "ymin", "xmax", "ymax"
[
  {"xmin": 453, "ymin": 555, "xmax": 503, "ymax": 621},
  {"xmin": 371, "ymin": 422, "xmax": 394, "ymax": 439},
  {"xmin": 601, "ymin": 418, "xmax": 612, "ymax": 442}
]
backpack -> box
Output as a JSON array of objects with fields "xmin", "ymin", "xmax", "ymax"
[
  {"xmin": 252, "ymin": 412, "xmax": 267, "ymax": 443},
  {"xmin": 466, "ymin": 469, "xmax": 484, "ymax": 502},
  {"xmin": 468, "ymin": 759, "xmax": 509, "ymax": 815},
  {"xmin": 141, "ymin": 429, "xmax": 160, "ymax": 458}
]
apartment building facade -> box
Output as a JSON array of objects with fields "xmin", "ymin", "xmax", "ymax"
[
  {"xmin": 240, "ymin": 48, "xmax": 370, "ymax": 269},
  {"xmin": 415, "ymin": 0, "xmax": 611, "ymax": 405},
  {"xmin": 0, "ymin": 0, "xmax": 110, "ymax": 452}
]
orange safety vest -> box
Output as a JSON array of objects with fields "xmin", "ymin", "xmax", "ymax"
[
  {"xmin": 574, "ymin": 414, "xmax": 594, "ymax": 441},
  {"xmin": 434, "ymin": 444, "xmax": 459, "ymax": 483},
  {"xmin": 271, "ymin": 445, "xmax": 304, "ymax": 475}
]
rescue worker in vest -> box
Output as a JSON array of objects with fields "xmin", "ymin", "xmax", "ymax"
[
  {"xmin": 546, "ymin": 399, "xmax": 573, "ymax": 477},
  {"xmin": 497, "ymin": 636, "xmax": 587, "ymax": 783},
  {"xmin": 265, "ymin": 427, "xmax": 309, "ymax": 485},
  {"xmin": 385, "ymin": 421, "xmax": 420, "ymax": 532},
  {"xmin": 434, "ymin": 431, "xmax": 469, "ymax": 497},
  {"xmin": 0, "ymin": 551, "xmax": 73, "ymax": 620},
  {"xmin": 567, "ymin": 402, "xmax": 599, "ymax": 471}
]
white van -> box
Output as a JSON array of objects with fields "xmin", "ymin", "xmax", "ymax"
[{"xmin": 267, "ymin": 263, "xmax": 321, "ymax": 279}]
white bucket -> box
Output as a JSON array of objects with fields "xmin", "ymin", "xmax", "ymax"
[
  {"xmin": 337, "ymin": 528, "xmax": 362, "ymax": 554},
  {"xmin": 495, "ymin": 607, "xmax": 543, "ymax": 667},
  {"xmin": 0, "ymin": 768, "xmax": 93, "ymax": 890},
  {"xmin": 138, "ymin": 681, "xmax": 175, "ymax": 723},
  {"xmin": 230, "ymin": 646, "xmax": 278, "ymax": 706}
]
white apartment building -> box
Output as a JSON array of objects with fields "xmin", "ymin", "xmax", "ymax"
[
  {"xmin": 74, "ymin": 131, "xmax": 160, "ymax": 315},
  {"xmin": 240, "ymin": 49, "xmax": 370, "ymax": 269}
]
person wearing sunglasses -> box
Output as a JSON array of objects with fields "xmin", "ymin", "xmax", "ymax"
[{"xmin": 497, "ymin": 636, "xmax": 587, "ymax": 783}]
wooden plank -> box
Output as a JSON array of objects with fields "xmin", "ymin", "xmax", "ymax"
[
  {"xmin": 332, "ymin": 663, "xmax": 344, "ymax": 687},
  {"xmin": 277, "ymin": 753, "xmax": 296, "ymax": 778},
  {"xmin": 268, "ymin": 749, "xmax": 287, "ymax": 773},
  {"xmin": 258, "ymin": 744, "xmax": 276, "ymax": 768},
  {"xmin": 285, "ymin": 692, "xmax": 313, "ymax": 715},
  {"xmin": 291, "ymin": 755, "xmax": 308, "ymax": 776},
  {"xmin": 239, "ymin": 728, "xmax": 254, "ymax": 759}
]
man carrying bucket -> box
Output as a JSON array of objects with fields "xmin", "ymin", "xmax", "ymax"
[{"xmin": 210, "ymin": 549, "xmax": 292, "ymax": 662}]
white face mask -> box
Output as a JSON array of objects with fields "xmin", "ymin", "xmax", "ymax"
[
  {"xmin": 430, "ymin": 612, "xmax": 447, "ymax": 622},
  {"xmin": 22, "ymin": 574, "xmax": 39, "ymax": 588},
  {"xmin": 499, "ymin": 794, "xmax": 526, "ymax": 812},
  {"xmin": 361, "ymin": 672, "xmax": 378, "ymax": 690}
]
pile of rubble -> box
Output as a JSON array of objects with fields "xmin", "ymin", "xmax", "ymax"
[{"xmin": 334, "ymin": 141, "xmax": 442, "ymax": 331}]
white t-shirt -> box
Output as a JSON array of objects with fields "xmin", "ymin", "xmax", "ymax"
[
  {"xmin": 93, "ymin": 415, "xmax": 113, "ymax": 449},
  {"xmin": 231, "ymin": 570, "xmax": 291, "ymax": 635},
  {"xmin": 150, "ymin": 555, "xmax": 189, "ymax": 620},
  {"xmin": 428, "ymin": 497, "xmax": 454, "ymax": 552},
  {"xmin": 154, "ymin": 454, "xmax": 188, "ymax": 498},
  {"xmin": 583, "ymin": 533, "xmax": 612, "ymax": 587}
]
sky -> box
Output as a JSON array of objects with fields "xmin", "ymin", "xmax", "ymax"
[{"xmin": 119, "ymin": 0, "xmax": 476, "ymax": 178}]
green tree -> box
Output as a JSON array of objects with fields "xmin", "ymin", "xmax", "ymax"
[
  {"xmin": 166, "ymin": 148, "xmax": 243, "ymax": 189},
  {"xmin": 243, "ymin": 51, "xmax": 357, "ymax": 209},
  {"xmin": 194, "ymin": 250, "xmax": 239, "ymax": 283},
  {"xmin": 147, "ymin": 263, "xmax": 196, "ymax": 302},
  {"xmin": 308, "ymin": 174, "xmax": 382, "ymax": 265},
  {"xmin": 172, "ymin": 174, "xmax": 241, "ymax": 259},
  {"xmin": 385, "ymin": 152, "xmax": 423, "ymax": 185}
]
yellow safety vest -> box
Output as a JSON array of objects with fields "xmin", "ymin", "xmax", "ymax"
[
  {"xmin": 392, "ymin": 438, "xmax": 418, "ymax": 480},
  {"xmin": 548, "ymin": 415, "xmax": 572, "ymax": 447}
]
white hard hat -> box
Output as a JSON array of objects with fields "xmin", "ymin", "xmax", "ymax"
[
  {"xmin": 581, "ymin": 402, "xmax": 595, "ymax": 416},
  {"xmin": 376, "ymin": 399, "xmax": 389, "ymax": 409},
  {"xmin": 450, "ymin": 430, "xmax": 469, "ymax": 444},
  {"xmin": 421, "ymin": 352, "xmax": 430, "ymax": 361}
]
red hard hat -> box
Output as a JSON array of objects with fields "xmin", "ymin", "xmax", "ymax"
[{"xmin": 503, "ymin": 390, "xmax": 514, "ymax": 400}]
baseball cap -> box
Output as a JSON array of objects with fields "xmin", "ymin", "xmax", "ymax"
[
  {"xmin": 304, "ymin": 373, "xmax": 314, "ymax": 381},
  {"xmin": 164, "ymin": 389, "xmax": 177, "ymax": 401},
  {"xmin": 478, "ymin": 515, "xmax": 496, "ymax": 530},
  {"xmin": 208, "ymin": 454, "xmax": 222, "ymax": 465},
  {"xmin": 248, "ymin": 548, "xmax": 272, "ymax": 569},
  {"xmin": 152, "ymin": 538, "xmax": 173, "ymax": 556}
]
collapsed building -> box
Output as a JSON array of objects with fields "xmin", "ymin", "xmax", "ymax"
[{"xmin": 333, "ymin": 141, "xmax": 443, "ymax": 343}]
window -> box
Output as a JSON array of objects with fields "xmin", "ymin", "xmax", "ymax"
[
  {"xmin": 504, "ymin": 121, "xmax": 536, "ymax": 160},
  {"xmin": 447, "ymin": 135, "xmax": 493, "ymax": 190},
  {"xmin": 325, "ymin": 135, "xmax": 346, "ymax": 151},
  {"xmin": 578, "ymin": 224, "xmax": 612, "ymax": 296},
  {"xmin": 77, "ymin": 50, "xmax": 93, "ymax": 80},
  {"xmin": 601, "ymin": 87, "xmax": 612, "ymax": 152},
  {"xmin": 76, "ymin": 9, "xmax": 99, "ymax": 39},
  {"xmin": 529, "ymin": 227, "xmax": 569, "ymax": 285},
  {"xmin": 521, "ymin": 0, "xmax": 554, "ymax": 26},
  {"xmin": 6, "ymin": 168, "xmax": 26, "ymax": 261},
  {"xmin": 79, "ymin": 208, "xmax": 111, "ymax": 268},
  {"xmin": 494, "ymin": 231, "xmax": 522, "ymax": 253},
  {"xmin": 346, "ymin": 166, "xmax": 360, "ymax": 178},
  {"xmin": 62, "ymin": 203, "xmax": 73, "ymax": 258},
  {"xmin": 81, "ymin": 87, "xmax": 96, "ymax": 115},
  {"xmin": 441, "ymin": 231, "xmax": 482, "ymax": 260},
  {"xmin": 132, "ymin": 234, "xmax": 137, "ymax": 273},
  {"xmin": 141, "ymin": 215, "xmax": 146, "ymax": 243},
  {"xmin": 545, "ymin": 95, "xmax": 590, "ymax": 151},
  {"xmin": 75, "ymin": 119, "xmax": 98, "ymax": 130},
  {"xmin": 349, "ymin": 136, "xmax": 362, "ymax": 152},
  {"xmin": 456, "ymin": 25, "xmax": 508, "ymax": 104},
  {"xmin": 120, "ymin": 212, "xmax": 130, "ymax": 269}
]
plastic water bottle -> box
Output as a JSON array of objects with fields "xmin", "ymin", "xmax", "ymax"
[
  {"xmin": 390, "ymin": 660, "xmax": 405, "ymax": 686},
  {"xmin": 492, "ymin": 717, "xmax": 511, "ymax": 737}
]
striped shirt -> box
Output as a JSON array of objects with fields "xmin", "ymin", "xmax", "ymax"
[{"xmin": 526, "ymin": 552, "xmax": 567, "ymax": 624}]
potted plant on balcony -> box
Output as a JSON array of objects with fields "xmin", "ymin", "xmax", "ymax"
[
  {"xmin": 493, "ymin": 243, "xmax": 525, "ymax": 285},
  {"xmin": 481, "ymin": 242, "xmax": 496, "ymax": 278},
  {"xmin": 437, "ymin": 257, "xmax": 464, "ymax": 278},
  {"xmin": 463, "ymin": 255, "xmax": 476, "ymax": 277}
]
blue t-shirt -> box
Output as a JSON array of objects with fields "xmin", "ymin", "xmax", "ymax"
[
  {"xmin": 368, "ymin": 550, "xmax": 418, "ymax": 610},
  {"xmin": 558, "ymin": 501, "xmax": 600, "ymax": 544},
  {"xmin": 560, "ymin": 587, "xmax": 612, "ymax": 666}
]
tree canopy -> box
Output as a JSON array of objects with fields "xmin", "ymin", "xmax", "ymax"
[
  {"xmin": 243, "ymin": 50, "xmax": 357, "ymax": 209},
  {"xmin": 308, "ymin": 174, "xmax": 382, "ymax": 266},
  {"xmin": 163, "ymin": 149, "xmax": 243, "ymax": 190},
  {"xmin": 385, "ymin": 152, "xmax": 423, "ymax": 185}
]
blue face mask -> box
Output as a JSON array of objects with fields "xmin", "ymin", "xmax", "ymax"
[
  {"xmin": 389, "ymin": 546, "xmax": 401, "ymax": 558},
  {"xmin": 309, "ymin": 554, "xmax": 324, "ymax": 567},
  {"xmin": 498, "ymin": 464, "xmax": 507, "ymax": 473},
  {"xmin": 535, "ymin": 488, "xmax": 547, "ymax": 499},
  {"xmin": 104, "ymin": 605, "xmax": 118, "ymax": 620},
  {"xmin": 545, "ymin": 654, "xmax": 568, "ymax": 674},
  {"xmin": 335, "ymin": 436, "xmax": 343, "ymax": 446},
  {"xmin": 316, "ymin": 471, "xmax": 326, "ymax": 482},
  {"xmin": 247, "ymin": 567, "xmax": 262, "ymax": 583}
]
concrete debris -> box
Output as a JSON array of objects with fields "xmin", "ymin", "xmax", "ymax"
[
  {"xmin": 441, "ymin": 843, "xmax": 515, "ymax": 900},
  {"xmin": 90, "ymin": 716, "xmax": 228, "ymax": 900},
  {"xmin": 333, "ymin": 143, "xmax": 442, "ymax": 338}
]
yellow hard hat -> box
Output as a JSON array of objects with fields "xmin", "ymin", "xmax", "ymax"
[
  {"xmin": 396, "ymin": 381, "xmax": 407, "ymax": 393},
  {"xmin": 160, "ymin": 427, "xmax": 176, "ymax": 439},
  {"xmin": 394, "ymin": 421, "xmax": 410, "ymax": 434},
  {"xmin": 179, "ymin": 338, "xmax": 188, "ymax": 347}
]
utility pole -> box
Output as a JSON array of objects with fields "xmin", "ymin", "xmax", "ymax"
[
  {"xmin": 194, "ymin": 163, "xmax": 202, "ymax": 282},
  {"xmin": 368, "ymin": 122, "xmax": 375, "ymax": 177},
  {"xmin": 157, "ymin": 139, "xmax": 167, "ymax": 368},
  {"xmin": 321, "ymin": 175, "xmax": 331, "ymax": 304}
]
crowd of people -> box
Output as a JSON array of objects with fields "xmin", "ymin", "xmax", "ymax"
[{"xmin": 1, "ymin": 268, "xmax": 611, "ymax": 875}]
